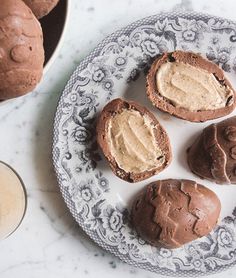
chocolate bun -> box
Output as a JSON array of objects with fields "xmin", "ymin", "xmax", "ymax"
[
  {"xmin": 96, "ymin": 98, "xmax": 172, "ymax": 182},
  {"xmin": 23, "ymin": 0, "xmax": 59, "ymax": 19},
  {"xmin": 146, "ymin": 51, "xmax": 235, "ymax": 122},
  {"xmin": 131, "ymin": 179, "xmax": 221, "ymax": 249},
  {"xmin": 0, "ymin": 0, "xmax": 44, "ymax": 100},
  {"xmin": 188, "ymin": 116, "xmax": 236, "ymax": 184}
]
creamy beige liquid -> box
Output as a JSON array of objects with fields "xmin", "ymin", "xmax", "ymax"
[{"xmin": 0, "ymin": 162, "xmax": 26, "ymax": 239}]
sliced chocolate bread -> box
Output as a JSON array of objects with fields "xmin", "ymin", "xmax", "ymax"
[
  {"xmin": 96, "ymin": 98, "xmax": 172, "ymax": 182},
  {"xmin": 146, "ymin": 51, "xmax": 235, "ymax": 122}
]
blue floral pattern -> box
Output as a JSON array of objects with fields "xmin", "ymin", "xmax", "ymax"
[{"xmin": 53, "ymin": 12, "xmax": 236, "ymax": 276}]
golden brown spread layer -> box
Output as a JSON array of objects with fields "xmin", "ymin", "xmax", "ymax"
[
  {"xmin": 107, "ymin": 109, "xmax": 164, "ymax": 173},
  {"xmin": 156, "ymin": 61, "xmax": 233, "ymax": 111}
]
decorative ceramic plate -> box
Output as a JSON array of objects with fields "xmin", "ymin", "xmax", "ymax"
[{"xmin": 52, "ymin": 12, "xmax": 236, "ymax": 277}]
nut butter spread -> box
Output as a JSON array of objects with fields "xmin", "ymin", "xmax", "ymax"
[
  {"xmin": 107, "ymin": 109, "xmax": 164, "ymax": 173},
  {"xmin": 156, "ymin": 61, "xmax": 233, "ymax": 111}
]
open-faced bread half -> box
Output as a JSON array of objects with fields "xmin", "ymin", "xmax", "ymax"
[
  {"xmin": 146, "ymin": 51, "xmax": 235, "ymax": 122},
  {"xmin": 96, "ymin": 98, "xmax": 172, "ymax": 182}
]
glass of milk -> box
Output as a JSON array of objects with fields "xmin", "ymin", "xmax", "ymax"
[{"xmin": 0, "ymin": 161, "xmax": 27, "ymax": 240}]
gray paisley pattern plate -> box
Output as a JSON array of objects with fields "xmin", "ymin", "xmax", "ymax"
[{"xmin": 52, "ymin": 12, "xmax": 236, "ymax": 277}]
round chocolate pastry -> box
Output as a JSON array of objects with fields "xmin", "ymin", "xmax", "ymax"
[
  {"xmin": 188, "ymin": 116, "xmax": 236, "ymax": 184},
  {"xmin": 96, "ymin": 98, "xmax": 172, "ymax": 183},
  {"xmin": 0, "ymin": 0, "xmax": 44, "ymax": 100},
  {"xmin": 146, "ymin": 51, "xmax": 235, "ymax": 122},
  {"xmin": 23, "ymin": 0, "xmax": 59, "ymax": 19},
  {"xmin": 131, "ymin": 179, "xmax": 221, "ymax": 249}
]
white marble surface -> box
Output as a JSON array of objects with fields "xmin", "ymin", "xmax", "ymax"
[{"xmin": 1, "ymin": 0, "xmax": 236, "ymax": 277}]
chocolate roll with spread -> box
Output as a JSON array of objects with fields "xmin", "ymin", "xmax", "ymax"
[
  {"xmin": 96, "ymin": 98, "xmax": 172, "ymax": 182},
  {"xmin": 188, "ymin": 116, "xmax": 236, "ymax": 184},
  {"xmin": 131, "ymin": 179, "xmax": 221, "ymax": 249},
  {"xmin": 23, "ymin": 0, "xmax": 60, "ymax": 19},
  {"xmin": 146, "ymin": 51, "xmax": 235, "ymax": 122},
  {"xmin": 0, "ymin": 0, "xmax": 44, "ymax": 100}
]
